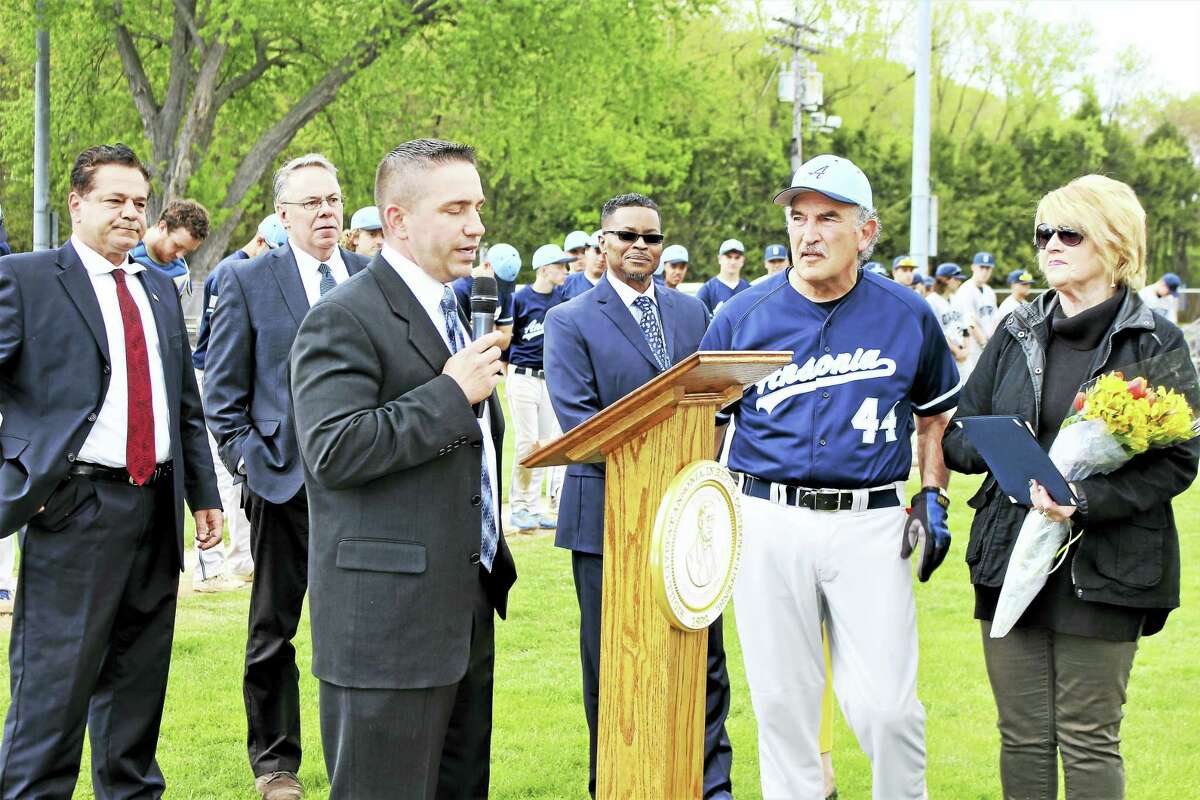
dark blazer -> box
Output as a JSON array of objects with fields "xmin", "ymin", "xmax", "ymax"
[
  {"xmin": 543, "ymin": 275, "xmax": 709, "ymax": 555},
  {"xmin": 0, "ymin": 241, "xmax": 220, "ymax": 555},
  {"xmin": 204, "ymin": 243, "xmax": 367, "ymax": 504},
  {"xmin": 290, "ymin": 257, "xmax": 516, "ymax": 690}
]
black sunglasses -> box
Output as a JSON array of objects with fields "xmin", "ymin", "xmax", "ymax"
[
  {"xmin": 602, "ymin": 229, "xmax": 665, "ymax": 246},
  {"xmin": 1034, "ymin": 224, "xmax": 1084, "ymax": 249}
]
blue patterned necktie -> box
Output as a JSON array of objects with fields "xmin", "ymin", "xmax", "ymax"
[
  {"xmin": 441, "ymin": 286, "xmax": 497, "ymax": 571},
  {"xmin": 318, "ymin": 262, "xmax": 336, "ymax": 297},
  {"xmin": 632, "ymin": 295, "xmax": 670, "ymax": 372}
]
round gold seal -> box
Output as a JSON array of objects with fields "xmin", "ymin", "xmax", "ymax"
[{"xmin": 649, "ymin": 460, "xmax": 743, "ymax": 631}]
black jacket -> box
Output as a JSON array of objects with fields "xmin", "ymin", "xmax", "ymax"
[{"xmin": 943, "ymin": 288, "xmax": 1199, "ymax": 635}]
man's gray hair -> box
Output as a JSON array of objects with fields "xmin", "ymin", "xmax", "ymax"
[
  {"xmin": 272, "ymin": 153, "xmax": 338, "ymax": 203},
  {"xmin": 375, "ymin": 138, "xmax": 476, "ymax": 210},
  {"xmin": 856, "ymin": 205, "xmax": 882, "ymax": 266}
]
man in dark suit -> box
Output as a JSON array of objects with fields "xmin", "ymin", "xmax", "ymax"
[
  {"xmin": 543, "ymin": 193, "xmax": 733, "ymax": 799},
  {"xmin": 291, "ymin": 138, "xmax": 516, "ymax": 799},
  {"xmin": 204, "ymin": 153, "xmax": 368, "ymax": 800},
  {"xmin": 0, "ymin": 143, "xmax": 222, "ymax": 798}
]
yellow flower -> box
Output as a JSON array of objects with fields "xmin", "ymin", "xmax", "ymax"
[{"xmin": 1071, "ymin": 373, "xmax": 1197, "ymax": 455}]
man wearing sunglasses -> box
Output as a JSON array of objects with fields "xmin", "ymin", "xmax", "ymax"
[
  {"xmin": 700, "ymin": 154, "xmax": 961, "ymax": 800},
  {"xmin": 543, "ymin": 194, "xmax": 732, "ymax": 799},
  {"xmin": 204, "ymin": 153, "xmax": 370, "ymax": 800}
]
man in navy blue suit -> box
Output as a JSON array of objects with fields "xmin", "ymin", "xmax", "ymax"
[
  {"xmin": 204, "ymin": 153, "xmax": 368, "ymax": 800},
  {"xmin": 543, "ymin": 193, "xmax": 732, "ymax": 799}
]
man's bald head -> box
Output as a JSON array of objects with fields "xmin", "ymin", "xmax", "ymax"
[{"xmin": 374, "ymin": 138, "xmax": 476, "ymax": 211}]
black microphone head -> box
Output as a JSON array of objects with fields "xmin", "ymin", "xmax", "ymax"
[{"xmin": 470, "ymin": 276, "xmax": 498, "ymax": 315}]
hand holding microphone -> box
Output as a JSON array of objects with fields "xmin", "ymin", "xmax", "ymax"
[{"xmin": 442, "ymin": 276, "xmax": 505, "ymax": 407}]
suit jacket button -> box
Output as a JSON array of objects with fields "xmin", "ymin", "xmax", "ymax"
[
  {"xmin": 67, "ymin": 453, "xmax": 75, "ymax": 462},
  {"xmin": 469, "ymin": 552, "xmax": 481, "ymax": 565},
  {"xmin": 471, "ymin": 494, "xmax": 481, "ymax": 506}
]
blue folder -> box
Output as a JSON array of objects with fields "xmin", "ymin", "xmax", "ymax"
[{"xmin": 956, "ymin": 415, "xmax": 1078, "ymax": 507}]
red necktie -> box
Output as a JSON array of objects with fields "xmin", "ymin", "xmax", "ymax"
[{"xmin": 111, "ymin": 269, "xmax": 156, "ymax": 485}]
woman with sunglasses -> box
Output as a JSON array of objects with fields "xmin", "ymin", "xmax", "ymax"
[{"xmin": 942, "ymin": 174, "xmax": 1199, "ymax": 799}]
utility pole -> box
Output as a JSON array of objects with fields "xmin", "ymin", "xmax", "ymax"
[
  {"xmin": 773, "ymin": 12, "xmax": 822, "ymax": 175},
  {"xmin": 908, "ymin": 0, "xmax": 933, "ymax": 272},
  {"xmin": 33, "ymin": 0, "xmax": 51, "ymax": 251}
]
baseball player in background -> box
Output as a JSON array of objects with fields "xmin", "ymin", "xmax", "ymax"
[
  {"xmin": 701, "ymin": 154, "xmax": 961, "ymax": 799},
  {"xmin": 954, "ymin": 251, "xmax": 999, "ymax": 371}
]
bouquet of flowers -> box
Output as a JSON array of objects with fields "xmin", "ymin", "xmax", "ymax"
[{"xmin": 991, "ymin": 348, "xmax": 1200, "ymax": 638}]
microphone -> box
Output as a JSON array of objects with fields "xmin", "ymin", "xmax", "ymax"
[{"xmin": 470, "ymin": 276, "xmax": 499, "ymax": 419}]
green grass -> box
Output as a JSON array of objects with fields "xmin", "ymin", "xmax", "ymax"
[{"xmin": 1, "ymin": 386, "xmax": 1197, "ymax": 797}]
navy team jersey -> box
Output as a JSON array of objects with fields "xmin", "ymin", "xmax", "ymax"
[
  {"xmin": 193, "ymin": 249, "xmax": 249, "ymax": 370},
  {"xmin": 560, "ymin": 270, "xmax": 600, "ymax": 301},
  {"xmin": 507, "ymin": 285, "xmax": 564, "ymax": 369},
  {"xmin": 453, "ymin": 275, "xmax": 515, "ymax": 328},
  {"xmin": 130, "ymin": 241, "xmax": 191, "ymax": 298},
  {"xmin": 696, "ymin": 276, "xmax": 750, "ymax": 316},
  {"xmin": 701, "ymin": 269, "xmax": 962, "ymax": 488}
]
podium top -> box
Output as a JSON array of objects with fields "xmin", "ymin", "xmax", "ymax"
[{"xmin": 523, "ymin": 350, "xmax": 792, "ymax": 468}]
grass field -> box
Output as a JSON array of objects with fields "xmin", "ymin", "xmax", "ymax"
[{"xmin": 1, "ymin": 385, "xmax": 1197, "ymax": 798}]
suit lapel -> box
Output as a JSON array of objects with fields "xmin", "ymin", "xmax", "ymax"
[
  {"xmin": 56, "ymin": 242, "xmax": 110, "ymax": 364},
  {"xmin": 593, "ymin": 277, "xmax": 663, "ymax": 372},
  {"xmin": 136, "ymin": 269, "xmax": 178, "ymax": 427},
  {"xmin": 657, "ymin": 287, "xmax": 679, "ymax": 365},
  {"xmin": 370, "ymin": 257, "xmax": 451, "ymax": 374},
  {"xmin": 268, "ymin": 245, "xmax": 311, "ymax": 325}
]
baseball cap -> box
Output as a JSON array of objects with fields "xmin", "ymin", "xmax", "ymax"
[
  {"xmin": 1007, "ymin": 269, "xmax": 1034, "ymax": 286},
  {"xmin": 1163, "ymin": 272, "xmax": 1182, "ymax": 293},
  {"xmin": 763, "ymin": 244, "xmax": 788, "ymax": 261},
  {"xmin": 972, "ymin": 251, "xmax": 996, "ymax": 268},
  {"xmin": 865, "ymin": 262, "xmax": 888, "ymax": 276},
  {"xmin": 563, "ymin": 230, "xmax": 590, "ymax": 253},
  {"xmin": 892, "ymin": 255, "xmax": 916, "ymax": 270},
  {"xmin": 719, "ymin": 238, "xmax": 745, "ymax": 256},
  {"xmin": 350, "ymin": 206, "xmax": 382, "ymax": 231},
  {"xmin": 588, "ymin": 230, "xmax": 602, "ymax": 249},
  {"xmin": 660, "ymin": 244, "xmax": 689, "ymax": 265},
  {"xmin": 257, "ymin": 214, "xmax": 288, "ymax": 248},
  {"xmin": 922, "ymin": 275, "xmax": 936, "ymax": 288},
  {"xmin": 935, "ymin": 262, "xmax": 965, "ymax": 280},
  {"xmin": 532, "ymin": 243, "xmax": 576, "ymax": 270},
  {"xmin": 486, "ymin": 243, "xmax": 521, "ymax": 281},
  {"xmin": 774, "ymin": 154, "xmax": 873, "ymax": 210}
]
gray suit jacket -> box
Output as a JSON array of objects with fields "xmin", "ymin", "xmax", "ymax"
[
  {"xmin": 291, "ymin": 256, "xmax": 516, "ymax": 690},
  {"xmin": 204, "ymin": 243, "xmax": 368, "ymax": 504},
  {"xmin": 0, "ymin": 242, "xmax": 220, "ymax": 556}
]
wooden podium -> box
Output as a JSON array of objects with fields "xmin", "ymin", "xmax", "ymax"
[{"xmin": 523, "ymin": 351, "xmax": 791, "ymax": 799}]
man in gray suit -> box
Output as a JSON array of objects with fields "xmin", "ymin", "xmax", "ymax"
[
  {"xmin": 291, "ymin": 138, "xmax": 516, "ymax": 799},
  {"xmin": 204, "ymin": 154, "xmax": 368, "ymax": 799}
]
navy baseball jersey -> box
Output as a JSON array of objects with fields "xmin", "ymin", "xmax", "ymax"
[
  {"xmin": 507, "ymin": 285, "xmax": 564, "ymax": 369},
  {"xmin": 696, "ymin": 276, "xmax": 750, "ymax": 316},
  {"xmin": 701, "ymin": 269, "xmax": 962, "ymax": 488},
  {"xmin": 193, "ymin": 249, "xmax": 249, "ymax": 370},
  {"xmin": 453, "ymin": 275, "xmax": 515, "ymax": 328},
  {"xmin": 560, "ymin": 270, "xmax": 600, "ymax": 301}
]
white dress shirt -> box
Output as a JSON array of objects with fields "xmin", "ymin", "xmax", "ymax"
[
  {"xmin": 381, "ymin": 244, "xmax": 501, "ymax": 544},
  {"xmin": 605, "ymin": 269, "xmax": 664, "ymax": 330},
  {"xmin": 74, "ymin": 235, "xmax": 172, "ymax": 467},
  {"xmin": 291, "ymin": 240, "xmax": 350, "ymax": 306}
]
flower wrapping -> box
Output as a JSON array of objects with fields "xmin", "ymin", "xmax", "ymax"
[{"xmin": 990, "ymin": 349, "xmax": 1200, "ymax": 638}]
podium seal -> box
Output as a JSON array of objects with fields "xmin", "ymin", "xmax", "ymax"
[{"xmin": 650, "ymin": 460, "xmax": 743, "ymax": 631}]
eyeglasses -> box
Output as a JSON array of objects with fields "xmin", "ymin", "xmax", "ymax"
[
  {"xmin": 1034, "ymin": 224, "xmax": 1083, "ymax": 250},
  {"xmin": 602, "ymin": 230, "xmax": 665, "ymax": 246},
  {"xmin": 280, "ymin": 194, "xmax": 343, "ymax": 212}
]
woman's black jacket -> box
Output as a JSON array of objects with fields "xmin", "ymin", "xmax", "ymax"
[{"xmin": 942, "ymin": 288, "xmax": 1199, "ymax": 636}]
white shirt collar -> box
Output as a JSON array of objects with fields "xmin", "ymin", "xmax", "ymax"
[
  {"xmin": 72, "ymin": 234, "xmax": 144, "ymax": 277},
  {"xmin": 380, "ymin": 243, "xmax": 453, "ymax": 323},
  {"xmin": 289, "ymin": 239, "xmax": 345, "ymax": 276},
  {"xmin": 605, "ymin": 269, "xmax": 657, "ymax": 311}
]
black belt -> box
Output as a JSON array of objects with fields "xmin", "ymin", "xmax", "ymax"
[
  {"xmin": 69, "ymin": 461, "xmax": 173, "ymax": 487},
  {"xmin": 737, "ymin": 473, "xmax": 901, "ymax": 512},
  {"xmin": 512, "ymin": 366, "xmax": 545, "ymax": 379}
]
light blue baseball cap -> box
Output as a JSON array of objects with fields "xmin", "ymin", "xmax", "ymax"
[
  {"xmin": 257, "ymin": 214, "xmax": 288, "ymax": 248},
  {"xmin": 774, "ymin": 154, "xmax": 873, "ymax": 210},
  {"xmin": 486, "ymin": 243, "xmax": 521, "ymax": 281},
  {"xmin": 588, "ymin": 230, "xmax": 602, "ymax": 249},
  {"xmin": 719, "ymin": 238, "xmax": 745, "ymax": 255},
  {"xmin": 350, "ymin": 206, "xmax": 382, "ymax": 231},
  {"xmin": 563, "ymin": 230, "xmax": 590, "ymax": 252},
  {"xmin": 660, "ymin": 244, "xmax": 689, "ymax": 265},
  {"xmin": 532, "ymin": 243, "xmax": 576, "ymax": 270}
]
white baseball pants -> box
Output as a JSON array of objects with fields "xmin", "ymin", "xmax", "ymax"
[
  {"xmin": 195, "ymin": 370, "xmax": 253, "ymax": 579},
  {"xmin": 506, "ymin": 367, "xmax": 563, "ymax": 515}
]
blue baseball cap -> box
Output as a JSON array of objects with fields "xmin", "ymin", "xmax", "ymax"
[
  {"xmin": 563, "ymin": 230, "xmax": 590, "ymax": 253},
  {"xmin": 1007, "ymin": 269, "xmax": 1034, "ymax": 286},
  {"xmin": 719, "ymin": 238, "xmax": 745, "ymax": 255},
  {"xmin": 936, "ymin": 262, "xmax": 965, "ymax": 280},
  {"xmin": 763, "ymin": 244, "xmax": 788, "ymax": 261},
  {"xmin": 1163, "ymin": 272, "xmax": 1182, "ymax": 293},
  {"xmin": 532, "ymin": 243, "xmax": 575, "ymax": 270},
  {"xmin": 257, "ymin": 214, "xmax": 288, "ymax": 248},
  {"xmin": 350, "ymin": 206, "xmax": 382, "ymax": 231},
  {"xmin": 486, "ymin": 243, "xmax": 521, "ymax": 281},
  {"xmin": 892, "ymin": 255, "xmax": 916, "ymax": 270},
  {"xmin": 922, "ymin": 275, "xmax": 935, "ymax": 288},
  {"xmin": 972, "ymin": 251, "xmax": 996, "ymax": 268},
  {"xmin": 774, "ymin": 154, "xmax": 873, "ymax": 210},
  {"xmin": 865, "ymin": 262, "xmax": 888, "ymax": 276}
]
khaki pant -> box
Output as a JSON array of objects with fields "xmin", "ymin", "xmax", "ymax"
[
  {"xmin": 980, "ymin": 621, "xmax": 1137, "ymax": 800},
  {"xmin": 505, "ymin": 367, "xmax": 563, "ymax": 515}
]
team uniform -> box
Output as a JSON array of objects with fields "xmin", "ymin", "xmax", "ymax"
[
  {"xmin": 701, "ymin": 269, "xmax": 961, "ymax": 799},
  {"xmin": 996, "ymin": 293, "xmax": 1025, "ymax": 321},
  {"xmin": 129, "ymin": 242, "xmax": 191, "ymax": 298},
  {"xmin": 926, "ymin": 291, "xmax": 970, "ymax": 377},
  {"xmin": 954, "ymin": 279, "xmax": 998, "ymax": 374},
  {"xmin": 453, "ymin": 274, "xmax": 515, "ymax": 329},
  {"xmin": 559, "ymin": 269, "xmax": 601, "ymax": 301},
  {"xmin": 1137, "ymin": 286, "xmax": 1179, "ymax": 323},
  {"xmin": 506, "ymin": 284, "xmax": 565, "ymax": 521},
  {"xmin": 696, "ymin": 276, "xmax": 750, "ymax": 317}
]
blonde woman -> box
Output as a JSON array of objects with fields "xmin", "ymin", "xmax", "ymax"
[{"xmin": 942, "ymin": 175, "xmax": 1199, "ymax": 798}]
